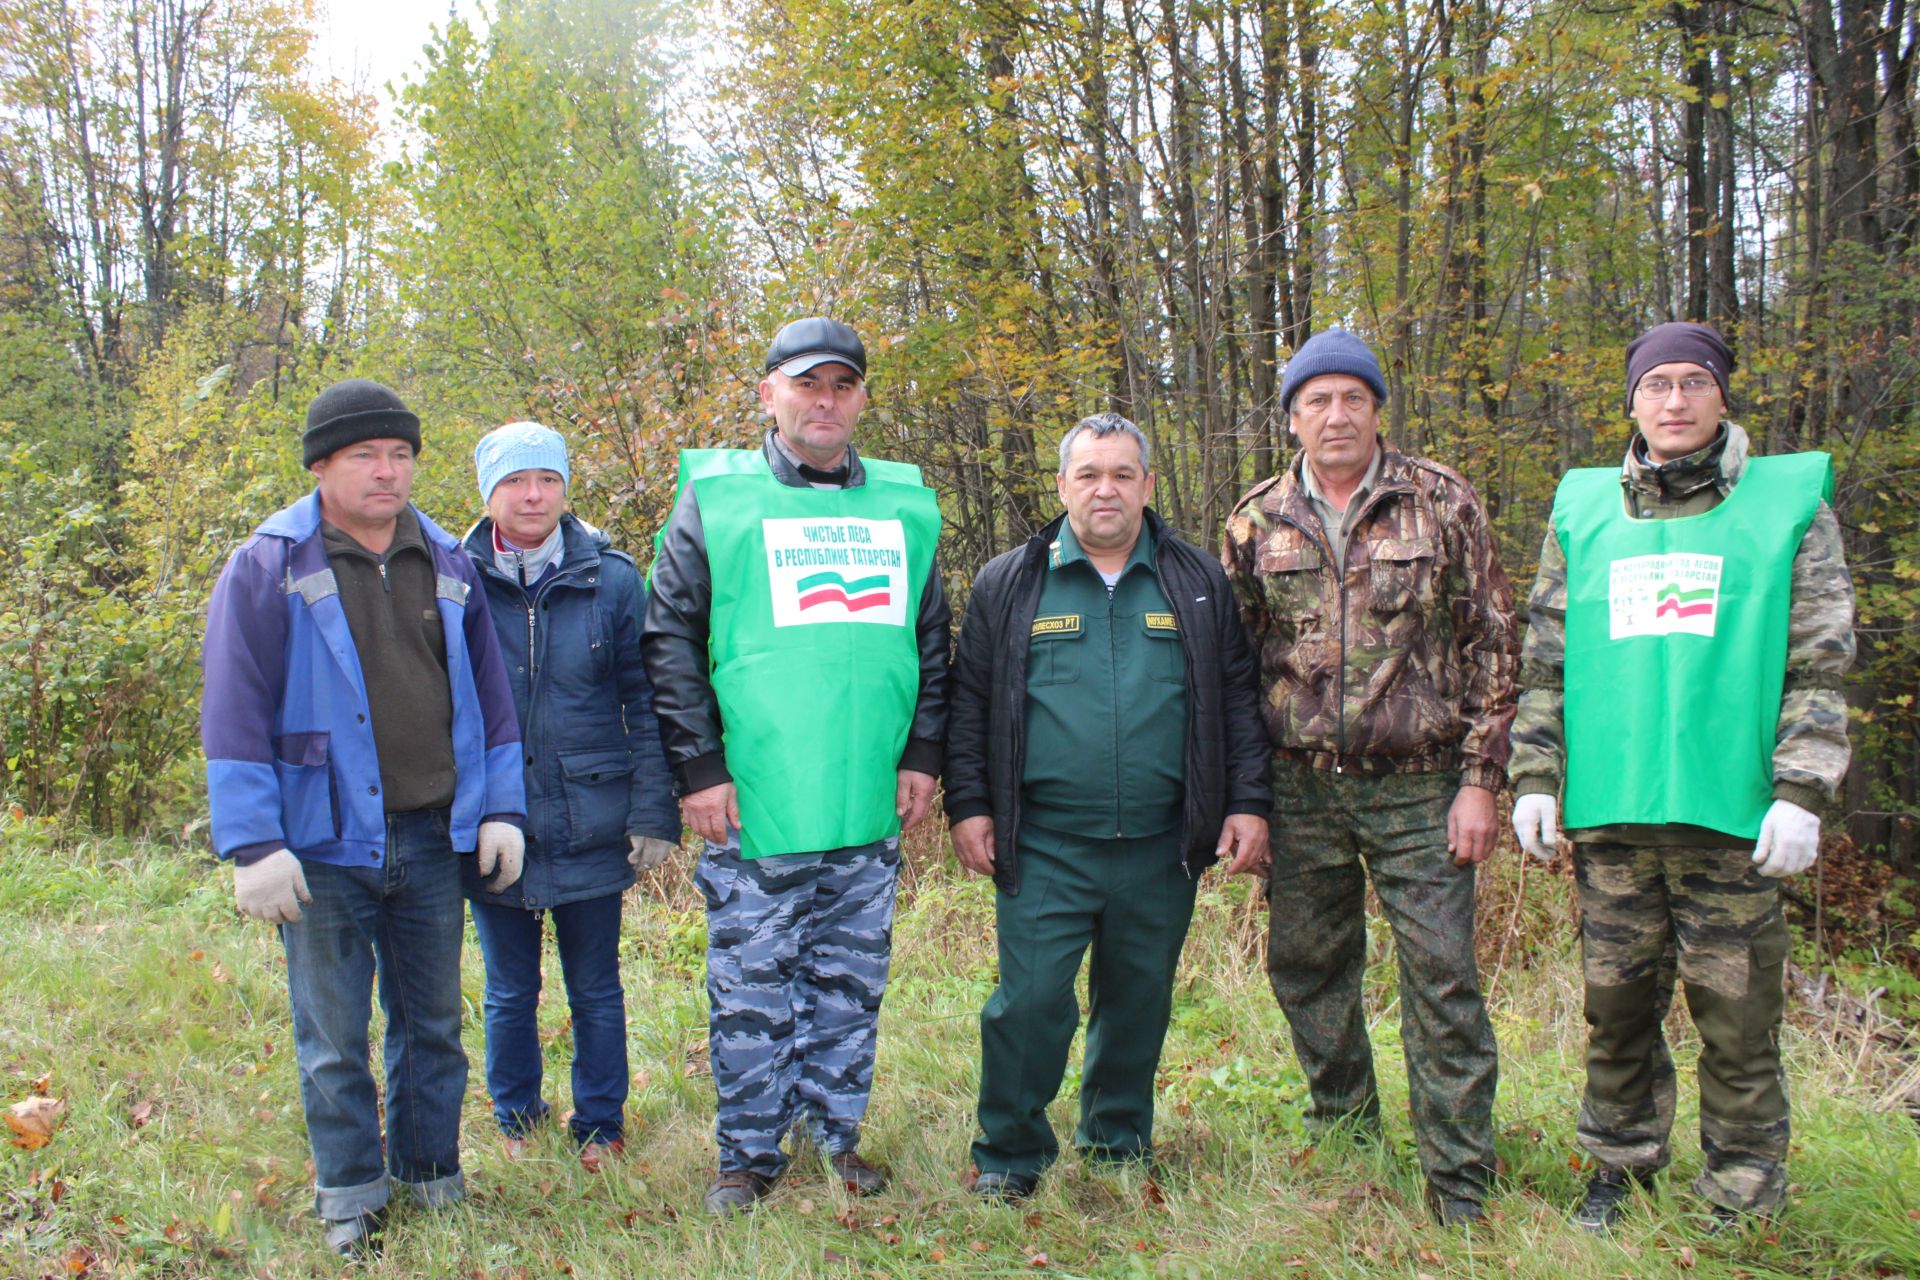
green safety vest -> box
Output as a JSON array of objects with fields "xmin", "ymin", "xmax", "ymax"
[
  {"xmin": 1553, "ymin": 452, "xmax": 1831, "ymax": 839},
  {"xmin": 676, "ymin": 448, "xmax": 942, "ymax": 858}
]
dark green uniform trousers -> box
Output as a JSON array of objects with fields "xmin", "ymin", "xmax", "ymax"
[
  {"xmin": 972, "ymin": 823, "xmax": 1199, "ymax": 1178},
  {"xmin": 1265, "ymin": 763, "xmax": 1499, "ymax": 1204},
  {"xmin": 1575, "ymin": 841, "xmax": 1791, "ymax": 1213}
]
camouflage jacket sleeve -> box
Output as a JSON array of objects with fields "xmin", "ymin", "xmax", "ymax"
[
  {"xmin": 1773, "ymin": 501, "xmax": 1855, "ymax": 808},
  {"xmin": 1507, "ymin": 523, "xmax": 1566, "ymax": 798},
  {"xmin": 1439, "ymin": 474, "xmax": 1522, "ymax": 791}
]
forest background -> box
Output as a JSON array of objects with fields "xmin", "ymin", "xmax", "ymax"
[
  {"xmin": 1, "ymin": 0, "xmax": 1919, "ymax": 1275},
  {"xmin": 2, "ymin": 0, "xmax": 1917, "ymax": 867}
]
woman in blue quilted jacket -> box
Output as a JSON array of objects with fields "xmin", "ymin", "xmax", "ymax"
[{"xmin": 462, "ymin": 421, "xmax": 680, "ymax": 1170}]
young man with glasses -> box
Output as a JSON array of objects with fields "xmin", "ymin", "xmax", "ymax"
[{"xmin": 1508, "ymin": 321, "xmax": 1856, "ymax": 1233}]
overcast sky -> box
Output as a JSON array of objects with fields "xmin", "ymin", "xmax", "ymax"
[{"xmin": 309, "ymin": 0, "xmax": 483, "ymax": 118}]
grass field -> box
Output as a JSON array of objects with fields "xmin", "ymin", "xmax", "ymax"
[{"xmin": 1, "ymin": 815, "xmax": 1915, "ymax": 1278}]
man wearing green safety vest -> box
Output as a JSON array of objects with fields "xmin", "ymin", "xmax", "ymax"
[
  {"xmin": 642, "ymin": 317, "xmax": 951, "ymax": 1217},
  {"xmin": 1509, "ymin": 321, "xmax": 1856, "ymax": 1234}
]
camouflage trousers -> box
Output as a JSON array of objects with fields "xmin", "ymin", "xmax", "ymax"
[
  {"xmin": 1266, "ymin": 761, "xmax": 1499, "ymax": 1203},
  {"xmin": 695, "ymin": 835, "xmax": 901, "ymax": 1177},
  {"xmin": 1574, "ymin": 841, "xmax": 1790, "ymax": 1213}
]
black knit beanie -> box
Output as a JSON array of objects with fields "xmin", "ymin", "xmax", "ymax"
[
  {"xmin": 1624, "ymin": 323, "xmax": 1734, "ymax": 415},
  {"xmin": 302, "ymin": 379, "xmax": 422, "ymax": 467}
]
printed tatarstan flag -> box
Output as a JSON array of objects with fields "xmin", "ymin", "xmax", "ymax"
[
  {"xmin": 797, "ymin": 570, "xmax": 891, "ymax": 612},
  {"xmin": 1654, "ymin": 583, "xmax": 1715, "ymax": 620}
]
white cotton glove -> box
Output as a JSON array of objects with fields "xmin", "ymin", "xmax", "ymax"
[
  {"xmin": 476, "ymin": 821, "xmax": 526, "ymax": 892},
  {"xmin": 629, "ymin": 836, "xmax": 677, "ymax": 872},
  {"xmin": 1512, "ymin": 794, "xmax": 1559, "ymax": 862},
  {"xmin": 234, "ymin": 849, "xmax": 312, "ymax": 923},
  {"xmin": 1752, "ymin": 799, "xmax": 1821, "ymax": 878}
]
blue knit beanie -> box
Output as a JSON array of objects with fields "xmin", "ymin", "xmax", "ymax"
[
  {"xmin": 474, "ymin": 421, "xmax": 570, "ymax": 502},
  {"xmin": 1278, "ymin": 328, "xmax": 1388, "ymax": 412}
]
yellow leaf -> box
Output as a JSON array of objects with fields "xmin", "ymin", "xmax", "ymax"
[{"xmin": 7, "ymin": 1096, "xmax": 66, "ymax": 1150}]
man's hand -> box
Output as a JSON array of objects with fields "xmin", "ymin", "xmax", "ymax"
[
  {"xmin": 1511, "ymin": 793, "xmax": 1559, "ymax": 863},
  {"xmin": 896, "ymin": 770, "xmax": 937, "ymax": 832},
  {"xmin": 950, "ymin": 815, "xmax": 996, "ymax": 877},
  {"xmin": 629, "ymin": 835, "xmax": 678, "ymax": 872},
  {"xmin": 681, "ymin": 782, "xmax": 740, "ymax": 846},
  {"xmin": 477, "ymin": 821, "xmax": 525, "ymax": 892},
  {"xmin": 1753, "ymin": 799, "xmax": 1821, "ymax": 878},
  {"xmin": 1220, "ymin": 814, "xmax": 1272, "ymax": 877},
  {"xmin": 234, "ymin": 849, "xmax": 311, "ymax": 923},
  {"xmin": 1446, "ymin": 784, "xmax": 1499, "ymax": 867}
]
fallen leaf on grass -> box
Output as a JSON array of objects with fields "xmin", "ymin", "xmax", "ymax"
[
  {"xmin": 1140, "ymin": 1178, "xmax": 1166, "ymax": 1207},
  {"xmin": 1418, "ymin": 1248, "xmax": 1443, "ymax": 1265},
  {"xmin": 64, "ymin": 1244, "xmax": 96, "ymax": 1275},
  {"xmin": 130, "ymin": 1099, "xmax": 154, "ymax": 1128},
  {"xmin": 252, "ymin": 1108, "xmax": 273, "ymax": 1124},
  {"xmin": 210, "ymin": 962, "xmax": 232, "ymax": 984},
  {"xmin": 928, "ymin": 1249, "xmax": 947, "ymax": 1262},
  {"xmin": 7, "ymin": 1096, "xmax": 65, "ymax": 1149},
  {"xmin": 1676, "ymin": 1245, "xmax": 1696, "ymax": 1269},
  {"xmin": 1024, "ymin": 1211, "xmax": 1043, "ymax": 1229},
  {"xmin": 971, "ymin": 1240, "xmax": 991, "ymax": 1253},
  {"xmin": 833, "ymin": 1207, "xmax": 858, "ymax": 1229},
  {"xmin": 1027, "ymin": 1254, "xmax": 1050, "ymax": 1268},
  {"xmin": 879, "ymin": 1231, "xmax": 902, "ymax": 1245},
  {"xmin": 30, "ymin": 1072, "xmax": 52, "ymax": 1094},
  {"xmin": 796, "ymin": 1197, "xmax": 816, "ymax": 1215},
  {"xmin": 823, "ymin": 1248, "xmax": 847, "ymax": 1263},
  {"xmin": 162, "ymin": 1220, "xmax": 187, "ymax": 1245}
]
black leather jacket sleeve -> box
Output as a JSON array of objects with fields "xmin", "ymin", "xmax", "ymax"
[
  {"xmin": 640, "ymin": 480, "xmax": 731, "ymax": 795},
  {"xmin": 902, "ymin": 560, "xmax": 953, "ymax": 775}
]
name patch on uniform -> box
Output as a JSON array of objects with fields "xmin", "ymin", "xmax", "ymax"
[
  {"xmin": 1031, "ymin": 614, "xmax": 1081, "ymax": 637},
  {"xmin": 1608, "ymin": 552, "xmax": 1722, "ymax": 639},
  {"xmin": 763, "ymin": 517, "xmax": 910, "ymax": 628},
  {"xmin": 1145, "ymin": 612, "xmax": 1178, "ymax": 632}
]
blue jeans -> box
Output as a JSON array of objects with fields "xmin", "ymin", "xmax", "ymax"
[
  {"xmin": 280, "ymin": 808, "xmax": 468, "ymax": 1221},
  {"xmin": 469, "ymin": 891, "xmax": 628, "ymax": 1144}
]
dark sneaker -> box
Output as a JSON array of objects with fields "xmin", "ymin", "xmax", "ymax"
[
  {"xmin": 1696, "ymin": 1203, "xmax": 1756, "ymax": 1236},
  {"xmin": 703, "ymin": 1169, "xmax": 778, "ymax": 1218},
  {"xmin": 831, "ymin": 1150, "xmax": 888, "ymax": 1196},
  {"xmin": 1573, "ymin": 1167, "xmax": 1642, "ymax": 1234},
  {"xmin": 1434, "ymin": 1196, "xmax": 1487, "ymax": 1228},
  {"xmin": 322, "ymin": 1208, "xmax": 384, "ymax": 1259},
  {"xmin": 971, "ymin": 1169, "xmax": 1039, "ymax": 1202}
]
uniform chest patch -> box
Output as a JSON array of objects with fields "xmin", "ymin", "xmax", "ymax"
[
  {"xmin": 1608, "ymin": 552, "xmax": 1722, "ymax": 639},
  {"xmin": 763, "ymin": 517, "xmax": 910, "ymax": 627},
  {"xmin": 1031, "ymin": 614, "xmax": 1081, "ymax": 637},
  {"xmin": 1144, "ymin": 612, "xmax": 1178, "ymax": 632}
]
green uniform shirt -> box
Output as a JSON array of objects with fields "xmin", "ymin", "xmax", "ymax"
[{"xmin": 1021, "ymin": 522, "xmax": 1187, "ymax": 837}]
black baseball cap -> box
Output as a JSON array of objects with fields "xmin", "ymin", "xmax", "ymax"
[{"xmin": 764, "ymin": 317, "xmax": 867, "ymax": 379}]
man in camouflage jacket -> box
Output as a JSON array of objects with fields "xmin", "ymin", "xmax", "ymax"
[
  {"xmin": 1222, "ymin": 329, "xmax": 1520, "ymax": 1226},
  {"xmin": 1509, "ymin": 322, "xmax": 1855, "ymax": 1232}
]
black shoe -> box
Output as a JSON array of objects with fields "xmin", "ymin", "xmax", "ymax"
[
  {"xmin": 1573, "ymin": 1167, "xmax": 1644, "ymax": 1234},
  {"xmin": 831, "ymin": 1150, "xmax": 888, "ymax": 1196},
  {"xmin": 703, "ymin": 1169, "xmax": 779, "ymax": 1218},
  {"xmin": 1696, "ymin": 1203, "xmax": 1755, "ymax": 1236},
  {"xmin": 1434, "ymin": 1196, "xmax": 1486, "ymax": 1228},
  {"xmin": 971, "ymin": 1169, "xmax": 1038, "ymax": 1202},
  {"xmin": 322, "ymin": 1208, "xmax": 384, "ymax": 1259}
]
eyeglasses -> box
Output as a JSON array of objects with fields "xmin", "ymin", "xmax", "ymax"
[{"xmin": 1635, "ymin": 375, "xmax": 1718, "ymax": 400}]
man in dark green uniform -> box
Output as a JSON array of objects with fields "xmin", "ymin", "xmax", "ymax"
[{"xmin": 944, "ymin": 413, "xmax": 1272, "ymax": 1201}]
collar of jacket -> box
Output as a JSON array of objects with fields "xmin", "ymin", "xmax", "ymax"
[
  {"xmin": 1261, "ymin": 445, "xmax": 1419, "ymax": 549},
  {"xmin": 463, "ymin": 512, "xmax": 607, "ymax": 587},
  {"xmin": 761, "ymin": 429, "xmax": 867, "ymax": 489},
  {"xmin": 1620, "ymin": 421, "xmax": 1748, "ymax": 503},
  {"xmin": 1019, "ymin": 507, "xmax": 1177, "ymax": 566}
]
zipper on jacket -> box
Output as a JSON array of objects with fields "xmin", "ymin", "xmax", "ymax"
[
  {"xmin": 1150, "ymin": 553, "xmax": 1196, "ymax": 880},
  {"xmin": 378, "ymin": 559, "xmax": 389, "ymax": 592}
]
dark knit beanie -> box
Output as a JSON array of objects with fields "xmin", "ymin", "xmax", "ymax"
[
  {"xmin": 1279, "ymin": 328, "xmax": 1388, "ymax": 412},
  {"xmin": 302, "ymin": 379, "xmax": 422, "ymax": 467},
  {"xmin": 1624, "ymin": 322, "xmax": 1734, "ymax": 414}
]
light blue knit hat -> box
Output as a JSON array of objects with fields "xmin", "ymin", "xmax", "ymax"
[{"xmin": 474, "ymin": 421, "xmax": 569, "ymax": 502}]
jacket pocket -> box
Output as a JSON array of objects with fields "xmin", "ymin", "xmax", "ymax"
[
  {"xmin": 1143, "ymin": 612, "xmax": 1185, "ymax": 684},
  {"xmin": 272, "ymin": 731, "xmax": 339, "ymax": 849},
  {"xmin": 560, "ymin": 747, "xmax": 632, "ymax": 851},
  {"xmin": 1367, "ymin": 537, "xmax": 1437, "ymax": 616},
  {"xmin": 1256, "ymin": 542, "xmax": 1324, "ymax": 629},
  {"xmin": 1027, "ymin": 614, "xmax": 1084, "ymax": 686}
]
